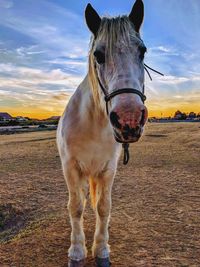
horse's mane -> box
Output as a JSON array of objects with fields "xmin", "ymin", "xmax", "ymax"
[{"xmin": 88, "ymin": 16, "xmax": 139, "ymax": 114}]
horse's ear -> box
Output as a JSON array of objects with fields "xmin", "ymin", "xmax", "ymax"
[
  {"xmin": 129, "ymin": 0, "xmax": 144, "ymax": 32},
  {"xmin": 85, "ymin": 3, "xmax": 101, "ymax": 36}
]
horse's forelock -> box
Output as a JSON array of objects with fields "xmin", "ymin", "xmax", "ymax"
[
  {"xmin": 96, "ymin": 17, "xmax": 136, "ymax": 58},
  {"xmin": 88, "ymin": 16, "xmax": 138, "ymax": 114}
]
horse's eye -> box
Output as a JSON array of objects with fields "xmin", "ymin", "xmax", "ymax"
[
  {"xmin": 94, "ymin": 50, "xmax": 105, "ymax": 64},
  {"xmin": 139, "ymin": 46, "xmax": 147, "ymax": 61}
]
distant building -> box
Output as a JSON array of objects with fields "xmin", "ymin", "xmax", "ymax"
[
  {"xmin": 46, "ymin": 116, "xmax": 61, "ymax": 120},
  {"xmin": 15, "ymin": 116, "xmax": 28, "ymax": 122},
  {"xmin": 0, "ymin": 112, "xmax": 13, "ymax": 121}
]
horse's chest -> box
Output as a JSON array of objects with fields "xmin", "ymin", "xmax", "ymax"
[
  {"xmin": 75, "ymin": 139, "xmax": 119, "ymax": 176},
  {"xmin": 78, "ymin": 140, "xmax": 113, "ymax": 162}
]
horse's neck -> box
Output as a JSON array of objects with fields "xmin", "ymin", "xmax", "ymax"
[
  {"xmin": 60, "ymin": 75, "xmax": 119, "ymax": 167},
  {"xmin": 74, "ymin": 75, "xmax": 109, "ymax": 132}
]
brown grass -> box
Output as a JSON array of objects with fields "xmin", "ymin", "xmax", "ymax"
[{"xmin": 0, "ymin": 123, "xmax": 200, "ymax": 267}]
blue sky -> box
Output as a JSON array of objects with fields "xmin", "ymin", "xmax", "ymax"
[{"xmin": 0, "ymin": 0, "xmax": 200, "ymax": 118}]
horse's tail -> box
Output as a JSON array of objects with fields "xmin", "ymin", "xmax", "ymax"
[{"xmin": 89, "ymin": 176, "xmax": 97, "ymax": 209}]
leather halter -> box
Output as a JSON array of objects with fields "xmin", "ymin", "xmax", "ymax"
[
  {"xmin": 97, "ymin": 75, "xmax": 146, "ymax": 115},
  {"xmin": 96, "ymin": 63, "xmax": 164, "ymax": 165}
]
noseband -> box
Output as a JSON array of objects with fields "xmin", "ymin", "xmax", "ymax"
[
  {"xmin": 96, "ymin": 63, "xmax": 164, "ymax": 165},
  {"xmin": 97, "ymin": 76, "xmax": 146, "ymax": 115}
]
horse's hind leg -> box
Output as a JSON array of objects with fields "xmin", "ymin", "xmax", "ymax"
[
  {"xmin": 63, "ymin": 162, "xmax": 88, "ymax": 264},
  {"xmin": 92, "ymin": 173, "xmax": 114, "ymax": 266}
]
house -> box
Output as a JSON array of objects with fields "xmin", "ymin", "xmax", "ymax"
[
  {"xmin": 46, "ymin": 116, "xmax": 61, "ymax": 121},
  {"xmin": 15, "ymin": 116, "xmax": 28, "ymax": 122},
  {"xmin": 0, "ymin": 112, "xmax": 13, "ymax": 121}
]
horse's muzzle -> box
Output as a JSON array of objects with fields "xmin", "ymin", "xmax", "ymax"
[{"xmin": 109, "ymin": 108, "xmax": 147, "ymax": 143}]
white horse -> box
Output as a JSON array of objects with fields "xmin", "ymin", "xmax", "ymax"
[{"xmin": 57, "ymin": 1, "xmax": 149, "ymax": 266}]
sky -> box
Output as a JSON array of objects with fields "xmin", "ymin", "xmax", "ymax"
[{"xmin": 0, "ymin": 0, "xmax": 200, "ymax": 119}]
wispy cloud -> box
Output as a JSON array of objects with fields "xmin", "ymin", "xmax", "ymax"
[
  {"xmin": 0, "ymin": 63, "xmax": 82, "ymax": 91},
  {"xmin": 150, "ymin": 46, "xmax": 170, "ymax": 53},
  {"xmin": 0, "ymin": 0, "xmax": 89, "ymax": 57},
  {"xmin": 16, "ymin": 45, "xmax": 47, "ymax": 56},
  {"xmin": 0, "ymin": 62, "xmax": 82, "ymax": 117}
]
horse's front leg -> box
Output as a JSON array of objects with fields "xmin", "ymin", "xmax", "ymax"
[
  {"xmin": 63, "ymin": 163, "xmax": 87, "ymax": 266},
  {"xmin": 92, "ymin": 172, "xmax": 114, "ymax": 267}
]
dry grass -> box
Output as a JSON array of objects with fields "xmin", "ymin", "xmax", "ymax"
[{"xmin": 0, "ymin": 123, "xmax": 200, "ymax": 267}]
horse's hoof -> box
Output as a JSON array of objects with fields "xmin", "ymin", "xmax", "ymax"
[
  {"xmin": 68, "ymin": 259, "xmax": 85, "ymax": 267},
  {"xmin": 95, "ymin": 257, "xmax": 111, "ymax": 267}
]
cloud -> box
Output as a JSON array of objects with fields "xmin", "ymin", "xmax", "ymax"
[
  {"xmin": 157, "ymin": 75, "xmax": 188, "ymax": 85},
  {"xmin": 16, "ymin": 45, "xmax": 47, "ymax": 56},
  {"xmin": 52, "ymin": 92, "xmax": 70, "ymax": 100},
  {"xmin": 157, "ymin": 46, "xmax": 171, "ymax": 53},
  {"xmin": 149, "ymin": 46, "xmax": 174, "ymax": 54},
  {"xmin": 0, "ymin": 1, "xmax": 89, "ymax": 80},
  {"xmin": 0, "ymin": 63, "xmax": 83, "ymax": 114},
  {"xmin": 145, "ymin": 71, "xmax": 200, "ymax": 111},
  {"xmin": 0, "ymin": 0, "xmax": 89, "ymax": 58}
]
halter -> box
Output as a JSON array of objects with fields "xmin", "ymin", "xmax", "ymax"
[
  {"xmin": 97, "ymin": 76, "xmax": 146, "ymax": 115},
  {"xmin": 96, "ymin": 63, "xmax": 164, "ymax": 165}
]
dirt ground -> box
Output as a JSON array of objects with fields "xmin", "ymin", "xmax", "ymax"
[{"xmin": 0, "ymin": 122, "xmax": 200, "ymax": 267}]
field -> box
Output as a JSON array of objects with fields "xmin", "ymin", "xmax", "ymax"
[{"xmin": 0, "ymin": 123, "xmax": 200, "ymax": 267}]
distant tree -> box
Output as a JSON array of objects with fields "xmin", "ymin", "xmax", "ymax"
[
  {"xmin": 174, "ymin": 110, "xmax": 187, "ymax": 120},
  {"xmin": 181, "ymin": 112, "xmax": 187, "ymax": 120},
  {"xmin": 174, "ymin": 110, "xmax": 182, "ymax": 119},
  {"xmin": 7, "ymin": 120, "xmax": 19, "ymax": 126},
  {"xmin": 188, "ymin": 112, "xmax": 196, "ymax": 119}
]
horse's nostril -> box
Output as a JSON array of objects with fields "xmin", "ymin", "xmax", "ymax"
[{"xmin": 110, "ymin": 112, "xmax": 121, "ymax": 129}]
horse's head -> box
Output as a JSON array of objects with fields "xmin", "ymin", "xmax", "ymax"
[{"xmin": 86, "ymin": 0, "xmax": 148, "ymax": 143}]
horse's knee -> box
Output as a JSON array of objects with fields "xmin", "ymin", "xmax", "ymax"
[
  {"xmin": 68, "ymin": 200, "xmax": 84, "ymax": 218},
  {"xmin": 97, "ymin": 200, "xmax": 110, "ymax": 218}
]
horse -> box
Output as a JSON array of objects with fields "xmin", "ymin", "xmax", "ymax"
[{"xmin": 57, "ymin": 1, "xmax": 149, "ymax": 266}]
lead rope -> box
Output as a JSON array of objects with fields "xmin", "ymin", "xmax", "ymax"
[
  {"xmin": 144, "ymin": 63, "xmax": 164, "ymax": 81},
  {"xmin": 122, "ymin": 143, "xmax": 130, "ymax": 165},
  {"xmin": 121, "ymin": 64, "xmax": 164, "ymax": 165}
]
